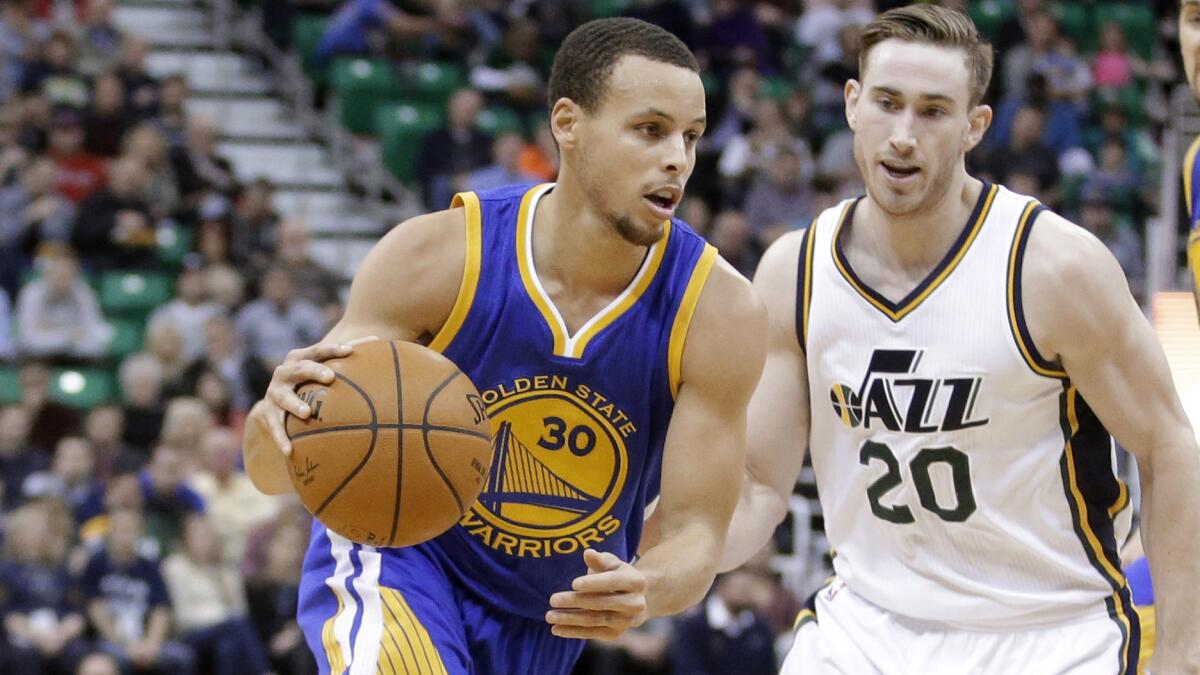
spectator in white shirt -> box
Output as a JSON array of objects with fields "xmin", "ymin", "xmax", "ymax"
[
  {"xmin": 146, "ymin": 257, "xmax": 223, "ymax": 363},
  {"xmin": 15, "ymin": 245, "xmax": 111, "ymax": 361}
]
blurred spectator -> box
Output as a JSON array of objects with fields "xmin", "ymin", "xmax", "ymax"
[
  {"xmin": 14, "ymin": 92, "xmax": 51, "ymax": 153},
  {"xmin": 0, "ymin": 288, "xmax": 13, "ymax": 361},
  {"xmin": 627, "ymin": 0, "xmax": 696, "ymax": 50},
  {"xmin": 81, "ymin": 508, "xmax": 196, "ymax": 674},
  {"xmin": 235, "ymin": 265, "xmax": 326, "ymax": 374},
  {"xmin": 229, "ymin": 178, "xmax": 279, "ymax": 271},
  {"xmin": 312, "ymin": 0, "xmax": 455, "ymax": 66},
  {"xmin": 19, "ymin": 360, "xmax": 83, "ymax": 452},
  {"xmin": 159, "ymin": 397, "xmax": 213, "ymax": 467},
  {"xmin": 147, "ymin": 260, "xmax": 223, "ymax": 363},
  {"xmin": 121, "ymin": 124, "xmax": 180, "ymax": 220},
  {"xmin": 0, "ymin": 0, "xmax": 50, "ymax": 102},
  {"xmin": 515, "ymin": 125, "xmax": 558, "ymax": 182},
  {"xmin": 1002, "ymin": 11, "xmax": 1058, "ymax": 101},
  {"xmin": 245, "ymin": 514, "xmax": 315, "ymax": 675},
  {"xmin": 415, "ymin": 87, "xmax": 492, "ymax": 210},
  {"xmin": 77, "ymin": 472, "xmax": 145, "ymax": 550},
  {"xmin": 469, "ymin": 17, "xmax": 544, "ymax": 113},
  {"xmin": 743, "ymin": 144, "xmax": 813, "ymax": 245},
  {"xmin": 75, "ymin": 652, "xmax": 122, "ymax": 675},
  {"xmin": 794, "ymin": 0, "xmax": 874, "ymax": 65},
  {"xmin": 183, "ymin": 314, "xmax": 253, "ymax": 413},
  {"xmin": 0, "ymin": 104, "xmax": 31, "ymax": 187},
  {"xmin": 191, "ymin": 367, "xmax": 238, "ymax": 426},
  {"xmin": 667, "ymin": 569, "xmax": 777, "ymax": 675},
  {"xmin": 0, "ymin": 156, "xmax": 75, "ymax": 261},
  {"xmin": 75, "ymin": 0, "xmax": 122, "ymax": 76},
  {"xmin": 21, "ymin": 435, "xmax": 104, "ymax": 521},
  {"xmin": 1093, "ymin": 22, "xmax": 1137, "ymax": 89},
  {"xmin": 275, "ymin": 217, "xmax": 342, "ymax": 316},
  {"xmin": 83, "ymin": 71, "xmax": 131, "ymax": 157},
  {"xmin": 118, "ymin": 353, "xmax": 165, "ymax": 454},
  {"xmin": 15, "ymin": 246, "xmax": 112, "ymax": 361},
  {"xmin": 0, "ymin": 500, "xmax": 89, "ymax": 675},
  {"xmin": 1078, "ymin": 187, "xmax": 1144, "ymax": 298},
  {"xmin": 1081, "ymin": 137, "xmax": 1141, "ymax": 209},
  {"xmin": 144, "ymin": 322, "xmax": 190, "ymax": 396},
  {"xmin": 139, "ymin": 444, "xmax": 206, "ymax": 550},
  {"xmin": 0, "ymin": 406, "xmax": 47, "ymax": 511},
  {"xmin": 48, "ymin": 108, "xmax": 106, "ymax": 205},
  {"xmin": 718, "ymin": 98, "xmax": 807, "ymax": 186},
  {"xmin": 989, "ymin": 73, "xmax": 1083, "ymax": 158},
  {"xmin": 170, "ymin": 114, "xmax": 237, "ymax": 208},
  {"xmin": 203, "ymin": 264, "xmax": 245, "ymax": 314},
  {"xmin": 84, "ymin": 405, "xmax": 141, "ymax": 481},
  {"xmin": 581, "ymin": 618, "xmax": 670, "ymax": 675},
  {"xmin": 467, "ymin": 132, "xmax": 539, "ymax": 193},
  {"xmin": 977, "ymin": 105, "xmax": 1059, "ymax": 195},
  {"xmin": 115, "ymin": 37, "xmax": 158, "ymax": 120},
  {"xmin": 699, "ymin": 0, "xmax": 769, "ymax": 75},
  {"xmin": 70, "ymin": 156, "xmax": 155, "ymax": 270},
  {"xmin": 704, "ymin": 66, "xmax": 760, "ymax": 158},
  {"xmin": 162, "ymin": 515, "xmax": 272, "ymax": 675},
  {"xmin": 190, "ymin": 427, "xmax": 280, "ymax": 564},
  {"xmin": 708, "ymin": 210, "xmax": 756, "ymax": 277},
  {"xmin": 20, "ymin": 30, "xmax": 89, "ymax": 110},
  {"xmin": 153, "ymin": 74, "xmax": 188, "ymax": 148}
]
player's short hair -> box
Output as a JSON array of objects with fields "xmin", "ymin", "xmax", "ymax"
[
  {"xmin": 859, "ymin": 4, "xmax": 994, "ymax": 107},
  {"xmin": 547, "ymin": 17, "xmax": 699, "ymax": 113}
]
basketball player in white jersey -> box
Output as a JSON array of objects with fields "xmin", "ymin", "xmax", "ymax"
[{"xmin": 721, "ymin": 5, "xmax": 1200, "ymax": 673}]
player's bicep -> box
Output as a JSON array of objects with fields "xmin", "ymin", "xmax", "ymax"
[{"xmin": 328, "ymin": 208, "xmax": 467, "ymax": 345}]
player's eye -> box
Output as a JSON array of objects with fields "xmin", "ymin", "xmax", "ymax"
[
  {"xmin": 878, "ymin": 98, "xmax": 898, "ymax": 112},
  {"xmin": 924, "ymin": 108, "xmax": 947, "ymax": 118},
  {"xmin": 638, "ymin": 124, "xmax": 663, "ymax": 138},
  {"xmin": 684, "ymin": 130, "xmax": 700, "ymax": 144}
]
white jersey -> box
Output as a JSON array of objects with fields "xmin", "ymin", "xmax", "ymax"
[{"xmin": 800, "ymin": 183, "xmax": 1138, "ymax": 634}]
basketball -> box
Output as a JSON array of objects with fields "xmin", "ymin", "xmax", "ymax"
[{"xmin": 284, "ymin": 339, "xmax": 494, "ymax": 547}]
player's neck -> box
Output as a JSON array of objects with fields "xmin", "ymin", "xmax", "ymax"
[
  {"xmin": 857, "ymin": 174, "xmax": 983, "ymax": 272},
  {"xmin": 533, "ymin": 180, "xmax": 650, "ymax": 298}
]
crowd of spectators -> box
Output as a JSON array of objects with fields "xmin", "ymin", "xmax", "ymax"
[{"xmin": 0, "ymin": 0, "xmax": 1183, "ymax": 673}]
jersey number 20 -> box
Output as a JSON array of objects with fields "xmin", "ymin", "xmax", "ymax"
[{"xmin": 860, "ymin": 441, "xmax": 977, "ymax": 524}]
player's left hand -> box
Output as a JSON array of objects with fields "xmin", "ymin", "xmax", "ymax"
[{"xmin": 546, "ymin": 548, "xmax": 648, "ymax": 641}]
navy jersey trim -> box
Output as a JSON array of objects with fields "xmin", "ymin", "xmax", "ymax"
[
  {"xmin": 831, "ymin": 182, "xmax": 996, "ymax": 322},
  {"xmin": 1006, "ymin": 202, "xmax": 1069, "ymax": 379},
  {"xmin": 795, "ymin": 224, "xmax": 816, "ymax": 353}
]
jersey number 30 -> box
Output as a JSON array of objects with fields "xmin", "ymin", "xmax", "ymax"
[{"xmin": 860, "ymin": 441, "xmax": 977, "ymax": 524}]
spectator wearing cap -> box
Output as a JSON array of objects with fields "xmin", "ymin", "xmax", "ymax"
[
  {"xmin": 83, "ymin": 70, "xmax": 132, "ymax": 157},
  {"xmin": 81, "ymin": 508, "xmax": 197, "ymax": 675},
  {"xmin": 15, "ymin": 245, "xmax": 112, "ymax": 361},
  {"xmin": 147, "ymin": 258, "xmax": 224, "ymax": 363},
  {"xmin": 0, "ymin": 155, "xmax": 75, "ymax": 270},
  {"xmin": 48, "ymin": 107, "xmax": 107, "ymax": 204},
  {"xmin": 414, "ymin": 88, "xmax": 493, "ymax": 211},
  {"xmin": 0, "ymin": 500, "xmax": 90, "ymax": 675},
  {"xmin": 19, "ymin": 29, "xmax": 89, "ymax": 109},
  {"xmin": 70, "ymin": 156, "xmax": 156, "ymax": 270},
  {"xmin": 234, "ymin": 265, "xmax": 326, "ymax": 374}
]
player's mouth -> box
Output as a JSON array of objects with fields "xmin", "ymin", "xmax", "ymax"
[
  {"xmin": 880, "ymin": 161, "xmax": 921, "ymax": 185},
  {"xmin": 643, "ymin": 187, "xmax": 680, "ymax": 220}
]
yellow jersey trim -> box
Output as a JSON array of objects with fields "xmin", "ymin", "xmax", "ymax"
[
  {"xmin": 379, "ymin": 587, "xmax": 449, "ymax": 674},
  {"xmin": 428, "ymin": 192, "xmax": 483, "ymax": 353},
  {"xmin": 798, "ymin": 221, "xmax": 818, "ymax": 352},
  {"xmin": 832, "ymin": 184, "xmax": 997, "ymax": 322},
  {"xmin": 1062, "ymin": 386, "xmax": 1134, "ymax": 670},
  {"xmin": 1184, "ymin": 135, "xmax": 1200, "ymax": 216},
  {"xmin": 516, "ymin": 183, "xmax": 672, "ymax": 359},
  {"xmin": 668, "ymin": 244, "xmax": 718, "ymax": 398},
  {"xmin": 321, "ymin": 585, "xmax": 347, "ymax": 673},
  {"xmin": 1006, "ymin": 201, "xmax": 1069, "ymax": 379}
]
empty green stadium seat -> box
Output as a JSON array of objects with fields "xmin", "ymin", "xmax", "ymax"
[
  {"xmin": 332, "ymin": 58, "xmax": 402, "ymax": 135},
  {"xmin": 761, "ymin": 77, "xmax": 794, "ymax": 101},
  {"xmin": 1094, "ymin": 3, "xmax": 1155, "ymax": 59},
  {"xmin": 400, "ymin": 61, "xmax": 466, "ymax": 108},
  {"xmin": 293, "ymin": 14, "xmax": 330, "ymax": 85},
  {"xmin": 377, "ymin": 102, "xmax": 443, "ymax": 184},
  {"xmin": 969, "ymin": 0, "xmax": 1016, "ymax": 41},
  {"xmin": 50, "ymin": 368, "xmax": 115, "ymax": 409},
  {"xmin": 1050, "ymin": 3, "xmax": 1091, "ymax": 52},
  {"xmin": 99, "ymin": 271, "xmax": 173, "ymax": 317},
  {"xmin": 591, "ymin": 0, "xmax": 632, "ymax": 18},
  {"xmin": 0, "ymin": 367, "xmax": 20, "ymax": 405},
  {"xmin": 476, "ymin": 106, "xmax": 523, "ymax": 137},
  {"xmin": 106, "ymin": 319, "xmax": 144, "ymax": 360}
]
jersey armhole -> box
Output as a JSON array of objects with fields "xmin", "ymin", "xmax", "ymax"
[
  {"xmin": 428, "ymin": 191, "xmax": 483, "ymax": 353},
  {"xmin": 1006, "ymin": 201, "xmax": 1068, "ymax": 379},
  {"xmin": 1184, "ymin": 136, "xmax": 1200, "ymax": 217},
  {"xmin": 795, "ymin": 225, "xmax": 816, "ymax": 354},
  {"xmin": 667, "ymin": 244, "xmax": 719, "ymax": 399}
]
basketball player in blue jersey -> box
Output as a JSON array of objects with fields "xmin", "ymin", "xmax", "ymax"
[
  {"xmin": 239, "ymin": 18, "xmax": 767, "ymax": 675},
  {"xmin": 723, "ymin": 5, "xmax": 1200, "ymax": 674}
]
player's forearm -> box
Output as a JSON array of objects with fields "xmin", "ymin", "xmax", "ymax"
[
  {"xmin": 718, "ymin": 475, "xmax": 789, "ymax": 572},
  {"xmin": 637, "ymin": 521, "xmax": 724, "ymax": 618},
  {"xmin": 243, "ymin": 401, "xmax": 296, "ymax": 496},
  {"xmin": 1141, "ymin": 440, "xmax": 1200, "ymax": 672}
]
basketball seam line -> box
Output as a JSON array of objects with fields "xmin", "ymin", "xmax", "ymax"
[
  {"xmin": 289, "ymin": 424, "xmax": 491, "ymax": 442},
  {"xmin": 389, "ymin": 341, "xmax": 404, "ymax": 546},
  {"xmin": 423, "ymin": 370, "xmax": 468, "ymax": 513},
  {"xmin": 314, "ymin": 372, "xmax": 380, "ymax": 517}
]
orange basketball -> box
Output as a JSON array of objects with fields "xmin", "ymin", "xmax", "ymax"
[{"xmin": 284, "ymin": 340, "xmax": 493, "ymax": 547}]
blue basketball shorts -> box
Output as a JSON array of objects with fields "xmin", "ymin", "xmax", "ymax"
[{"xmin": 297, "ymin": 526, "xmax": 586, "ymax": 675}]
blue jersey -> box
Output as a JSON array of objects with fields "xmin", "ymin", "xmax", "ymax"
[
  {"xmin": 422, "ymin": 182, "xmax": 715, "ymax": 618},
  {"xmin": 1184, "ymin": 136, "xmax": 1200, "ymax": 305}
]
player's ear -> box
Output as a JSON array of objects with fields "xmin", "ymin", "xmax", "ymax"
[
  {"xmin": 964, "ymin": 103, "xmax": 992, "ymax": 152},
  {"xmin": 844, "ymin": 80, "xmax": 861, "ymax": 131},
  {"xmin": 550, "ymin": 98, "xmax": 581, "ymax": 151}
]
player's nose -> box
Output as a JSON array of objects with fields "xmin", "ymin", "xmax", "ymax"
[
  {"xmin": 888, "ymin": 111, "xmax": 917, "ymax": 155},
  {"xmin": 660, "ymin": 134, "xmax": 688, "ymax": 175}
]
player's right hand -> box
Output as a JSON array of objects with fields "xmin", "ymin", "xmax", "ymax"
[{"xmin": 256, "ymin": 336, "xmax": 378, "ymax": 455}]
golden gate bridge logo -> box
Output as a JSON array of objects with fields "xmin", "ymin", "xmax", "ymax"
[{"xmin": 480, "ymin": 421, "xmax": 603, "ymax": 518}]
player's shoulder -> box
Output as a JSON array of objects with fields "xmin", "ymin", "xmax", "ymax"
[{"xmin": 1023, "ymin": 207, "xmax": 1123, "ymax": 292}]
